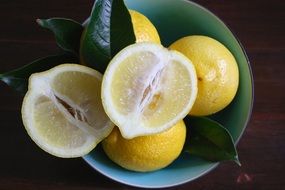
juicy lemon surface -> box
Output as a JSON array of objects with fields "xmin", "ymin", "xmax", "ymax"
[
  {"xmin": 22, "ymin": 64, "xmax": 114, "ymax": 158},
  {"xmin": 102, "ymin": 43, "xmax": 197, "ymax": 139}
]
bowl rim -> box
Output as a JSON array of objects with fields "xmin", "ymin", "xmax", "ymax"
[{"xmin": 82, "ymin": 0, "xmax": 254, "ymax": 188}]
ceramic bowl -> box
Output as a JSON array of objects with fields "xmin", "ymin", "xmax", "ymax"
[{"xmin": 83, "ymin": 0, "xmax": 254, "ymax": 188}]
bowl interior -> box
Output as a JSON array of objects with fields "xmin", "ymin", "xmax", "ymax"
[{"xmin": 83, "ymin": 0, "xmax": 253, "ymax": 188}]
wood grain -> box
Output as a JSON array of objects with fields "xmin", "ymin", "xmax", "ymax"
[{"xmin": 0, "ymin": 0, "xmax": 285, "ymax": 189}]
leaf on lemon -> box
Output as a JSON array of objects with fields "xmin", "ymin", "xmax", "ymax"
[
  {"xmin": 184, "ymin": 116, "xmax": 240, "ymax": 165},
  {"xmin": 80, "ymin": 0, "xmax": 136, "ymax": 73},
  {"xmin": 37, "ymin": 18, "xmax": 83, "ymax": 55},
  {"xmin": 0, "ymin": 53, "xmax": 78, "ymax": 94}
]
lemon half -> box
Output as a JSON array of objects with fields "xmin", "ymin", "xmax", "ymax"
[
  {"xmin": 102, "ymin": 43, "xmax": 197, "ymax": 139},
  {"xmin": 21, "ymin": 64, "xmax": 114, "ymax": 158}
]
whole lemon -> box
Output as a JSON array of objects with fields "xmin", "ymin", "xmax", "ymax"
[
  {"xmin": 102, "ymin": 120, "xmax": 186, "ymax": 172},
  {"xmin": 169, "ymin": 35, "xmax": 239, "ymax": 116},
  {"xmin": 80, "ymin": 10, "xmax": 160, "ymax": 70},
  {"xmin": 129, "ymin": 10, "xmax": 161, "ymax": 43}
]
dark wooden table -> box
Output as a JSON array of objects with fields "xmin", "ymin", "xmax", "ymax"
[{"xmin": 0, "ymin": 0, "xmax": 284, "ymax": 189}]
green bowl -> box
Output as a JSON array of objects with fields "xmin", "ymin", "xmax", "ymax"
[{"xmin": 83, "ymin": 0, "xmax": 254, "ymax": 188}]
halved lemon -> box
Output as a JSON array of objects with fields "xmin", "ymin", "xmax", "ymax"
[
  {"xmin": 102, "ymin": 43, "xmax": 197, "ymax": 139},
  {"xmin": 21, "ymin": 64, "xmax": 114, "ymax": 158}
]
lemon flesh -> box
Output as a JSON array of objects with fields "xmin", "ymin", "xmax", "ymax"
[
  {"xmin": 102, "ymin": 43, "xmax": 197, "ymax": 139},
  {"xmin": 170, "ymin": 35, "xmax": 239, "ymax": 116},
  {"xmin": 21, "ymin": 64, "xmax": 114, "ymax": 158},
  {"xmin": 102, "ymin": 120, "xmax": 186, "ymax": 172}
]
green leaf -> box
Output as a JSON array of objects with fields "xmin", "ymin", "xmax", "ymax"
[
  {"xmin": 184, "ymin": 116, "xmax": 240, "ymax": 165},
  {"xmin": 0, "ymin": 53, "xmax": 78, "ymax": 94},
  {"xmin": 80, "ymin": 0, "xmax": 136, "ymax": 73},
  {"xmin": 37, "ymin": 18, "xmax": 83, "ymax": 55}
]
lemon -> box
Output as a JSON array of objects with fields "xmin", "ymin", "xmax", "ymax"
[
  {"xmin": 129, "ymin": 10, "xmax": 160, "ymax": 43},
  {"xmin": 80, "ymin": 10, "xmax": 160, "ymax": 68},
  {"xmin": 21, "ymin": 64, "xmax": 114, "ymax": 158},
  {"xmin": 102, "ymin": 120, "xmax": 186, "ymax": 172},
  {"xmin": 101, "ymin": 42, "xmax": 197, "ymax": 139},
  {"xmin": 169, "ymin": 35, "xmax": 239, "ymax": 116}
]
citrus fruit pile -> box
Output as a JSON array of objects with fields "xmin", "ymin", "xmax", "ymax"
[{"xmin": 19, "ymin": 8, "xmax": 239, "ymax": 172}]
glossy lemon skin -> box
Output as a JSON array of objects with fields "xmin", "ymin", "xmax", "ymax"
[
  {"xmin": 102, "ymin": 120, "xmax": 186, "ymax": 172},
  {"xmin": 170, "ymin": 35, "xmax": 239, "ymax": 116},
  {"xmin": 129, "ymin": 10, "xmax": 161, "ymax": 44}
]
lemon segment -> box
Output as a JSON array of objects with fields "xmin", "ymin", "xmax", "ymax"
[
  {"xmin": 21, "ymin": 64, "xmax": 114, "ymax": 158},
  {"xmin": 102, "ymin": 43, "xmax": 197, "ymax": 139}
]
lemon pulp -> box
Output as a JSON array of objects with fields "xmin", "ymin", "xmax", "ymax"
[
  {"xmin": 22, "ymin": 64, "xmax": 114, "ymax": 158},
  {"xmin": 102, "ymin": 43, "xmax": 197, "ymax": 138}
]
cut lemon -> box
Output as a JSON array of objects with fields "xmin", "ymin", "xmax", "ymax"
[
  {"xmin": 21, "ymin": 64, "xmax": 114, "ymax": 158},
  {"xmin": 102, "ymin": 43, "xmax": 197, "ymax": 139}
]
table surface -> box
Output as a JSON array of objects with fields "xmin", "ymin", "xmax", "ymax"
[{"xmin": 0, "ymin": 0, "xmax": 284, "ymax": 189}]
